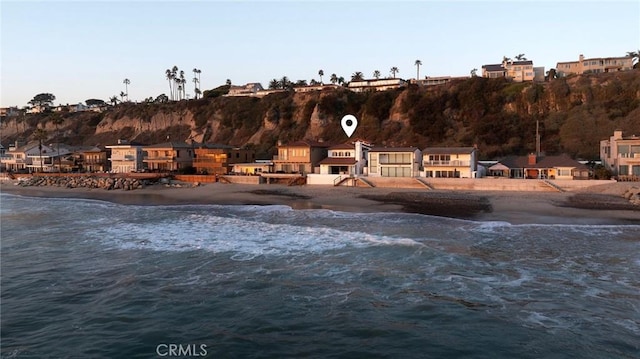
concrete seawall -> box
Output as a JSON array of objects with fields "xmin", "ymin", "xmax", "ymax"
[{"xmin": 362, "ymin": 177, "xmax": 615, "ymax": 192}]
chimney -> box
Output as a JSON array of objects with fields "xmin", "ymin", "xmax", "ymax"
[
  {"xmin": 613, "ymin": 130, "xmax": 623, "ymax": 140},
  {"xmin": 579, "ymin": 54, "xmax": 584, "ymax": 63},
  {"xmin": 528, "ymin": 153, "xmax": 537, "ymax": 165}
]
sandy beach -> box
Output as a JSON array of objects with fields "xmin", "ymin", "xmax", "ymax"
[{"xmin": 2, "ymin": 180, "xmax": 639, "ymax": 225}]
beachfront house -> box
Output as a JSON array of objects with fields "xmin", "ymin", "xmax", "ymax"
[
  {"xmin": 26, "ymin": 144, "xmax": 71, "ymax": 173},
  {"xmin": 71, "ymin": 146, "xmax": 109, "ymax": 172},
  {"xmin": 231, "ymin": 161, "xmax": 273, "ymax": 175},
  {"xmin": 143, "ymin": 142, "xmax": 195, "ymax": 172},
  {"xmin": 493, "ymin": 154, "xmax": 589, "ymax": 180},
  {"xmin": 307, "ymin": 140, "xmax": 372, "ymax": 185},
  {"xmin": 367, "ymin": 147, "xmax": 422, "ymax": 177},
  {"xmin": 1, "ymin": 141, "xmax": 41, "ymax": 172},
  {"xmin": 272, "ymin": 140, "xmax": 330, "ymax": 174},
  {"xmin": 422, "ymin": 146, "xmax": 478, "ymax": 178},
  {"xmin": 193, "ymin": 144, "xmax": 256, "ymax": 175},
  {"xmin": 600, "ymin": 130, "xmax": 640, "ymax": 180},
  {"xmin": 106, "ymin": 140, "xmax": 145, "ymax": 173}
]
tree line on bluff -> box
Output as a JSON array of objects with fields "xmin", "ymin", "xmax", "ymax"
[{"xmin": 5, "ymin": 71, "xmax": 639, "ymax": 160}]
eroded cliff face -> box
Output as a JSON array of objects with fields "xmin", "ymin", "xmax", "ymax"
[{"xmin": 3, "ymin": 70, "xmax": 639, "ymax": 159}]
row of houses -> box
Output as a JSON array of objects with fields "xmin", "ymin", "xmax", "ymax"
[{"xmin": 2, "ymin": 130, "xmax": 637, "ymax": 181}]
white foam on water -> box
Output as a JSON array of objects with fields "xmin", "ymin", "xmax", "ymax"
[{"xmin": 96, "ymin": 209, "xmax": 424, "ymax": 257}]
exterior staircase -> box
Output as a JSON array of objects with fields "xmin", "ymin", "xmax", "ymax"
[
  {"xmin": 287, "ymin": 176, "xmax": 306, "ymax": 186},
  {"xmin": 217, "ymin": 175, "xmax": 232, "ymax": 184},
  {"xmin": 541, "ymin": 179, "xmax": 565, "ymax": 192},
  {"xmin": 415, "ymin": 177, "xmax": 434, "ymax": 189},
  {"xmin": 356, "ymin": 177, "xmax": 375, "ymax": 187}
]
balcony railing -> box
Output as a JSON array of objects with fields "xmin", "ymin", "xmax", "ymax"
[
  {"xmin": 110, "ymin": 155, "xmax": 135, "ymax": 161},
  {"xmin": 144, "ymin": 156, "xmax": 176, "ymax": 161},
  {"xmin": 424, "ymin": 160, "xmax": 470, "ymax": 166}
]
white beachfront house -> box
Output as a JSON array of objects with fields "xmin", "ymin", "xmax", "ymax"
[
  {"xmin": 367, "ymin": 147, "xmax": 422, "ymax": 177},
  {"xmin": 1, "ymin": 141, "xmax": 41, "ymax": 172},
  {"xmin": 106, "ymin": 139, "xmax": 145, "ymax": 173},
  {"xmin": 422, "ymin": 146, "xmax": 478, "ymax": 178},
  {"xmin": 307, "ymin": 140, "xmax": 372, "ymax": 185}
]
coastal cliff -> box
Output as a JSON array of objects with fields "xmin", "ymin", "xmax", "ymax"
[{"xmin": 2, "ymin": 71, "xmax": 639, "ymax": 159}]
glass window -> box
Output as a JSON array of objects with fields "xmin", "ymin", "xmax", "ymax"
[
  {"xmin": 619, "ymin": 165, "xmax": 629, "ymax": 175},
  {"xmin": 618, "ymin": 145, "xmax": 630, "ymax": 154}
]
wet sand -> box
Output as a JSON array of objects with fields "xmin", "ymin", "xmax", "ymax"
[{"xmin": 1, "ymin": 181, "xmax": 639, "ymax": 225}]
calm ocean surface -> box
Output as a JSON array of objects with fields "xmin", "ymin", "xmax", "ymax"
[{"xmin": 1, "ymin": 193, "xmax": 639, "ymax": 358}]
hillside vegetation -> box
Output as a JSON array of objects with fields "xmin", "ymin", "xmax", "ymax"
[{"xmin": 2, "ymin": 71, "xmax": 639, "ymax": 160}]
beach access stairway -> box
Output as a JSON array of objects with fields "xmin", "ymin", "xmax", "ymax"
[
  {"xmin": 333, "ymin": 175, "xmax": 375, "ymax": 187},
  {"xmin": 541, "ymin": 179, "xmax": 565, "ymax": 192}
]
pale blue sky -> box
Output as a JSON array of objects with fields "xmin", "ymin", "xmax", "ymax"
[{"xmin": 1, "ymin": 0, "xmax": 639, "ymax": 107}]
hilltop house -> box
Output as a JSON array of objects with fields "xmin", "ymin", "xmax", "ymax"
[
  {"xmin": 482, "ymin": 60, "xmax": 544, "ymax": 82},
  {"xmin": 600, "ymin": 130, "xmax": 640, "ymax": 179},
  {"xmin": 193, "ymin": 144, "xmax": 255, "ymax": 175},
  {"xmin": 143, "ymin": 142, "xmax": 195, "ymax": 172},
  {"xmin": 412, "ymin": 76, "xmax": 469, "ymax": 86},
  {"xmin": 348, "ymin": 78, "xmax": 407, "ymax": 92},
  {"xmin": 422, "ymin": 147, "xmax": 478, "ymax": 178},
  {"xmin": 367, "ymin": 147, "xmax": 422, "ymax": 177},
  {"xmin": 294, "ymin": 84, "xmax": 342, "ymax": 93},
  {"xmin": 106, "ymin": 140, "xmax": 146, "ymax": 173},
  {"xmin": 490, "ymin": 154, "xmax": 589, "ymax": 180},
  {"xmin": 226, "ymin": 83, "xmax": 264, "ymax": 97},
  {"xmin": 556, "ymin": 54, "xmax": 634, "ymax": 77},
  {"xmin": 272, "ymin": 140, "xmax": 330, "ymax": 174}
]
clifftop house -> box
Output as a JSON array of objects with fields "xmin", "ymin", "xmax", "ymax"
[
  {"xmin": 482, "ymin": 59, "xmax": 544, "ymax": 82},
  {"xmin": 556, "ymin": 54, "xmax": 634, "ymax": 77}
]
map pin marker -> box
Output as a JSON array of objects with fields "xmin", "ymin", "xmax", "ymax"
[{"xmin": 341, "ymin": 114, "xmax": 358, "ymax": 138}]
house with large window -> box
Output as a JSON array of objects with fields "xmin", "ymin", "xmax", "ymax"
[
  {"xmin": 422, "ymin": 147, "xmax": 478, "ymax": 178},
  {"xmin": 193, "ymin": 144, "xmax": 255, "ymax": 175},
  {"xmin": 482, "ymin": 60, "xmax": 543, "ymax": 82},
  {"xmin": 143, "ymin": 142, "xmax": 195, "ymax": 172},
  {"xmin": 367, "ymin": 147, "xmax": 422, "ymax": 177},
  {"xmin": 226, "ymin": 83, "xmax": 264, "ymax": 97},
  {"xmin": 556, "ymin": 54, "xmax": 634, "ymax": 77},
  {"xmin": 491, "ymin": 154, "xmax": 589, "ymax": 180},
  {"xmin": 72, "ymin": 146, "xmax": 109, "ymax": 172},
  {"xmin": 272, "ymin": 140, "xmax": 330, "ymax": 174},
  {"xmin": 106, "ymin": 140, "xmax": 145, "ymax": 173},
  {"xmin": 1, "ymin": 141, "xmax": 40, "ymax": 172},
  {"xmin": 348, "ymin": 78, "xmax": 407, "ymax": 92},
  {"xmin": 600, "ymin": 130, "xmax": 640, "ymax": 179},
  {"xmin": 26, "ymin": 144, "xmax": 71, "ymax": 173}
]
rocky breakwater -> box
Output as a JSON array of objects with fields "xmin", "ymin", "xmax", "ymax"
[
  {"xmin": 623, "ymin": 186, "xmax": 640, "ymax": 205},
  {"xmin": 18, "ymin": 175, "xmax": 149, "ymax": 191}
]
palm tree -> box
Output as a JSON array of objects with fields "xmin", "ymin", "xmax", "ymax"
[
  {"xmin": 51, "ymin": 114, "xmax": 64, "ymax": 172},
  {"xmin": 226, "ymin": 79, "xmax": 232, "ymax": 86},
  {"xmin": 338, "ymin": 76, "xmax": 345, "ymax": 86},
  {"xmin": 171, "ymin": 66, "xmax": 179, "ymax": 100},
  {"xmin": 373, "ymin": 70, "xmax": 381, "ymax": 79},
  {"xmin": 165, "ymin": 69, "xmax": 174, "ymax": 100},
  {"xmin": 34, "ymin": 127, "xmax": 47, "ymax": 173},
  {"xmin": 109, "ymin": 95, "xmax": 119, "ymax": 106},
  {"xmin": 514, "ymin": 54, "xmax": 527, "ymax": 61},
  {"xmin": 179, "ymin": 70, "xmax": 186, "ymax": 100},
  {"xmin": 123, "ymin": 78, "xmax": 130, "ymax": 101},
  {"xmin": 330, "ymin": 73, "xmax": 338, "ymax": 84},
  {"xmin": 470, "ymin": 68, "xmax": 478, "ymax": 77},
  {"xmin": 269, "ymin": 79, "xmax": 280, "ymax": 89},
  {"xmin": 194, "ymin": 88, "xmax": 202, "ymax": 99},
  {"xmin": 119, "ymin": 91, "xmax": 126, "ymax": 103},
  {"xmin": 318, "ymin": 69, "xmax": 324, "ymax": 84},
  {"xmin": 280, "ymin": 76, "xmax": 290, "ymax": 90},
  {"xmin": 390, "ymin": 67, "xmax": 399, "ymax": 78},
  {"xmin": 627, "ymin": 50, "xmax": 639, "ymax": 67},
  {"xmin": 351, "ymin": 72, "xmax": 364, "ymax": 81},
  {"xmin": 414, "ymin": 60, "xmax": 422, "ymax": 79},
  {"xmin": 192, "ymin": 77, "xmax": 199, "ymax": 99}
]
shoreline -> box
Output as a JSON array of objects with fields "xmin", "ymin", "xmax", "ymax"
[{"xmin": 1, "ymin": 182, "xmax": 639, "ymax": 225}]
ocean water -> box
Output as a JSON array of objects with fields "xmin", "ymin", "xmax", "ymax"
[{"xmin": 1, "ymin": 193, "xmax": 639, "ymax": 358}]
